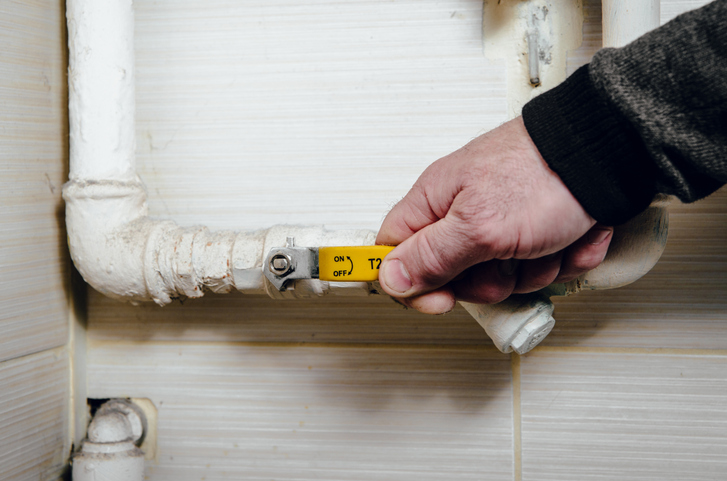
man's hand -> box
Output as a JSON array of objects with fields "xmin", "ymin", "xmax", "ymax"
[{"xmin": 376, "ymin": 117, "xmax": 614, "ymax": 314}]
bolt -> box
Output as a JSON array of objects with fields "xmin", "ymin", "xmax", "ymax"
[
  {"xmin": 270, "ymin": 253, "xmax": 292, "ymax": 276},
  {"xmin": 510, "ymin": 312, "xmax": 555, "ymax": 355}
]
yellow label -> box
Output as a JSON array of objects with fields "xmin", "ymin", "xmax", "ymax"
[{"xmin": 318, "ymin": 245, "xmax": 396, "ymax": 282}]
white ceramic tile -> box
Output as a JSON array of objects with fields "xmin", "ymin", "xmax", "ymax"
[
  {"xmin": 87, "ymin": 289, "xmax": 491, "ymax": 345},
  {"xmin": 0, "ymin": 0, "xmax": 69, "ymax": 362},
  {"xmin": 521, "ymin": 350, "xmax": 727, "ymax": 481},
  {"xmin": 0, "ymin": 348, "xmax": 70, "ymax": 481},
  {"xmin": 662, "ymin": 0, "xmax": 714, "ymax": 24},
  {"xmin": 88, "ymin": 342, "xmax": 513, "ymax": 480},
  {"xmin": 133, "ymin": 0, "xmax": 507, "ymax": 232},
  {"xmin": 567, "ymin": 0, "xmax": 602, "ymax": 75}
]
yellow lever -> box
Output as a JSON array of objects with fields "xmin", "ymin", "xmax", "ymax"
[{"xmin": 318, "ymin": 245, "xmax": 395, "ymax": 282}]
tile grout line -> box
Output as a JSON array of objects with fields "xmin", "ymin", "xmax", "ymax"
[
  {"xmin": 86, "ymin": 338, "xmax": 508, "ymax": 352},
  {"xmin": 533, "ymin": 346, "xmax": 727, "ymax": 356},
  {"xmin": 511, "ymin": 352, "xmax": 522, "ymax": 481},
  {"xmin": 86, "ymin": 338, "xmax": 727, "ymax": 357}
]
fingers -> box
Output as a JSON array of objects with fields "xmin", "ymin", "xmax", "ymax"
[
  {"xmin": 376, "ymin": 184, "xmax": 440, "ymax": 247},
  {"xmin": 378, "ymin": 215, "xmax": 489, "ymax": 298},
  {"xmin": 415, "ymin": 225, "xmax": 610, "ymax": 308},
  {"xmin": 376, "ymin": 159, "xmax": 463, "ymax": 247},
  {"xmin": 450, "ymin": 260, "xmax": 519, "ymax": 304},
  {"xmin": 395, "ymin": 286, "xmax": 457, "ymax": 315},
  {"xmin": 512, "ymin": 252, "xmax": 563, "ymax": 294},
  {"xmin": 554, "ymin": 225, "xmax": 613, "ymax": 283},
  {"xmin": 384, "ymin": 226, "xmax": 612, "ymax": 314}
]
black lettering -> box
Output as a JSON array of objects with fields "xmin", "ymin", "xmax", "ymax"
[
  {"xmin": 368, "ymin": 258, "xmax": 375, "ymax": 269},
  {"xmin": 376, "ymin": 258, "xmax": 382, "ymax": 269},
  {"xmin": 334, "ymin": 256, "xmax": 345, "ymax": 262}
]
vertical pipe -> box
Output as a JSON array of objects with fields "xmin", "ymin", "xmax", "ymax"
[
  {"xmin": 67, "ymin": 0, "xmax": 137, "ymax": 182},
  {"xmin": 602, "ymin": 0, "xmax": 660, "ymax": 48}
]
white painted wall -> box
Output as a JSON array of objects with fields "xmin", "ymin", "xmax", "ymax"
[
  {"xmin": 79, "ymin": 0, "xmax": 727, "ymax": 479},
  {"xmin": 0, "ymin": 0, "xmax": 71, "ymax": 479}
]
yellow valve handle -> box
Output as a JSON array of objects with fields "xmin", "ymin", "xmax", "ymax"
[{"xmin": 318, "ymin": 245, "xmax": 395, "ymax": 282}]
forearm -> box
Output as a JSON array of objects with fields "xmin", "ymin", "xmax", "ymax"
[{"xmin": 523, "ymin": 0, "xmax": 727, "ymax": 225}]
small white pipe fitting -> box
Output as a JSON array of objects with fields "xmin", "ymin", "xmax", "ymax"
[
  {"xmin": 72, "ymin": 400, "xmax": 146, "ymax": 481},
  {"xmin": 461, "ymin": 294, "xmax": 555, "ymax": 355}
]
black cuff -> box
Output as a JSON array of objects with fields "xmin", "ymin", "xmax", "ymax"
[{"xmin": 522, "ymin": 65, "xmax": 658, "ymax": 226}]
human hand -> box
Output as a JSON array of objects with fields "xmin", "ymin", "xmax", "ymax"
[{"xmin": 376, "ymin": 116, "xmax": 614, "ymax": 314}]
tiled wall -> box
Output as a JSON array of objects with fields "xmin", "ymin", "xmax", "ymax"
[
  {"xmin": 86, "ymin": 1, "xmax": 727, "ymax": 479},
  {"xmin": 0, "ymin": 349, "xmax": 70, "ymax": 480},
  {"xmin": 0, "ymin": 0, "xmax": 71, "ymax": 479}
]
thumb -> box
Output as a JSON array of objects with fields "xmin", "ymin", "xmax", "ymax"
[{"xmin": 378, "ymin": 216, "xmax": 488, "ymax": 298}]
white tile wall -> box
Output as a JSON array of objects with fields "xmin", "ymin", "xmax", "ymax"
[
  {"xmin": 0, "ymin": 348, "xmax": 70, "ymax": 481},
  {"xmin": 82, "ymin": 1, "xmax": 727, "ymax": 481},
  {"xmin": 133, "ymin": 0, "xmax": 508, "ymax": 232},
  {"xmin": 0, "ymin": 0, "xmax": 71, "ymax": 479},
  {"xmin": 87, "ymin": 290, "xmax": 491, "ymax": 345},
  {"xmin": 88, "ymin": 342, "xmax": 513, "ymax": 480},
  {"xmin": 0, "ymin": 0, "xmax": 69, "ymax": 363},
  {"xmin": 520, "ymin": 350, "xmax": 727, "ymax": 481},
  {"xmin": 662, "ymin": 0, "xmax": 714, "ymax": 23},
  {"xmin": 567, "ymin": 0, "xmax": 603, "ymax": 75}
]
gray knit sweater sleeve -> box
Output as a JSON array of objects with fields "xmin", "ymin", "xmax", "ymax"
[{"xmin": 522, "ymin": 0, "xmax": 727, "ymax": 225}]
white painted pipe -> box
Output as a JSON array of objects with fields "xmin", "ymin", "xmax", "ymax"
[
  {"xmin": 462, "ymin": 294, "xmax": 555, "ymax": 355},
  {"xmin": 66, "ymin": 0, "xmax": 137, "ymax": 183},
  {"xmin": 63, "ymin": 0, "xmax": 377, "ymax": 305},
  {"xmin": 602, "ymin": 0, "xmax": 660, "ymax": 48},
  {"xmin": 72, "ymin": 400, "xmax": 146, "ymax": 481}
]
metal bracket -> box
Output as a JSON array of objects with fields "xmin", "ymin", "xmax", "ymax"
[{"xmin": 263, "ymin": 237, "xmax": 319, "ymax": 291}]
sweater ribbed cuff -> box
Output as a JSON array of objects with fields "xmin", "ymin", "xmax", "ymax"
[{"xmin": 522, "ymin": 65, "xmax": 658, "ymax": 226}]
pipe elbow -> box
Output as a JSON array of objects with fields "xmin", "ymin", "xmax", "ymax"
[
  {"xmin": 64, "ymin": 179, "xmax": 242, "ymax": 305},
  {"xmin": 64, "ymin": 180, "xmax": 379, "ymax": 305},
  {"xmin": 577, "ymin": 197, "xmax": 670, "ymax": 290},
  {"xmin": 64, "ymin": 179, "xmax": 154, "ymax": 303}
]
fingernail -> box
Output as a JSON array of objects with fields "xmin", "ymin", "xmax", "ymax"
[
  {"xmin": 587, "ymin": 227, "xmax": 613, "ymax": 245},
  {"xmin": 381, "ymin": 259, "xmax": 412, "ymax": 294},
  {"xmin": 498, "ymin": 259, "xmax": 519, "ymax": 277}
]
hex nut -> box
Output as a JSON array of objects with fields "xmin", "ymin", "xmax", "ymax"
[{"xmin": 270, "ymin": 253, "xmax": 292, "ymax": 275}]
